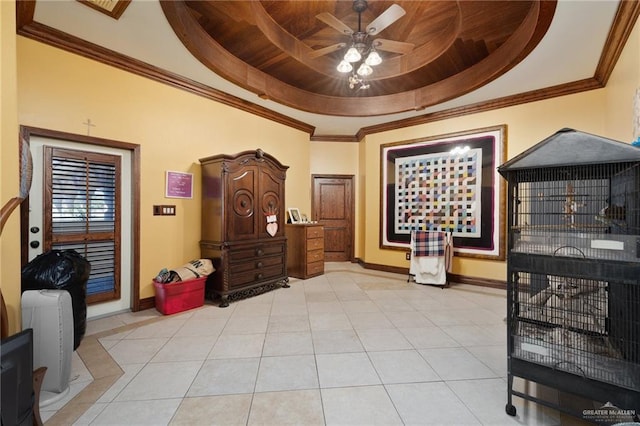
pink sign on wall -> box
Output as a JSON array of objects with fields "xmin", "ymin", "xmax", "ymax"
[{"xmin": 165, "ymin": 171, "xmax": 193, "ymax": 199}]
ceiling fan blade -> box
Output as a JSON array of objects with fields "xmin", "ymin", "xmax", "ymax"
[
  {"xmin": 308, "ymin": 43, "xmax": 347, "ymax": 59},
  {"xmin": 374, "ymin": 38, "xmax": 415, "ymax": 54},
  {"xmin": 316, "ymin": 12, "xmax": 353, "ymax": 35},
  {"xmin": 366, "ymin": 4, "xmax": 406, "ymax": 35}
]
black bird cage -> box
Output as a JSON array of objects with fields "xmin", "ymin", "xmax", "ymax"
[{"xmin": 498, "ymin": 128, "xmax": 640, "ymax": 421}]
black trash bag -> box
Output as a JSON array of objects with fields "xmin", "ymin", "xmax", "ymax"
[{"xmin": 21, "ymin": 249, "xmax": 91, "ymax": 350}]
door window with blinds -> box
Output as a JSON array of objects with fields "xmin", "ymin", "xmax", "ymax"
[{"xmin": 44, "ymin": 147, "xmax": 121, "ymax": 304}]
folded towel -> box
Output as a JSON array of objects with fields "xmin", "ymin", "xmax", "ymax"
[
  {"xmin": 418, "ymin": 256, "xmax": 440, "ymax": 274},
  {"xmin": 410, "ymin": 256, "xmax": 446, "ymax": 285}
]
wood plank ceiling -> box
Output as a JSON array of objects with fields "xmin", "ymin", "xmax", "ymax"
[{"xmin": 161, "ymin": 1, "xmax": 555, "ymax": 117}]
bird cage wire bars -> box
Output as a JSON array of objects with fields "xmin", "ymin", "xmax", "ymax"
[{"xmin": 502, "ymin": 160, "xmax": 640, "ymax": 420}]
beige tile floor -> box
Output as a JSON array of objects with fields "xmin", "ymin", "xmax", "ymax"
[{"xmin": 40, "ymin": 263, "xmax": 601, "ymax": 425}]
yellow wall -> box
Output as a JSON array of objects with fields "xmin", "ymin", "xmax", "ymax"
[
  {"xmin": 2, "ymin": 10, "xmax": 638, "ymax": 326},
  {"xmin": 1, "ymin": 1, "xmax": 22, "ymax": 334},
  {"xmin": 357, "ymin": 139, "xmax": 367, "ymax": 260},
  {"xmin": 16, "ymin": 37, "xmax": 310, "ymax": 303},
  {"xmin": 603, "ymin": 17, "xmax": 640, "ymax": 141},
  {"xmin": 310, "ymin": 142, "xmax": 359, "ymax": 177}
]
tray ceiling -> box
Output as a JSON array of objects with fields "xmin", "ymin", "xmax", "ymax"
[{"xmin": 17, "ymin": 0, "xmax": 639, "ymax": 139}]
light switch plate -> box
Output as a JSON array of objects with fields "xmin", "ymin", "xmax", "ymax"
[{"xmin": 153, "ymin": 205, "xmax": 176, "ymax": 216}]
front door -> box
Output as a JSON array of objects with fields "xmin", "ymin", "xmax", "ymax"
[
  {"xmin": 27, "ymin": 134, "xmax": 133, "ymax": 319},
  {"xmin": 312, "ymin": 175, "xmax": 354, "ymax": 262}
]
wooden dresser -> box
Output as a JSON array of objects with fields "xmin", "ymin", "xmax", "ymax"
[
  {"xmin": 285, "ymin": 224, "xmax": 324, "ymax": 279},
  {"xmin": 199, "ymin": 149, "xmax": 289, "ymax": 307}
]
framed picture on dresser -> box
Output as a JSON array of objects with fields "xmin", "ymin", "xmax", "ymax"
[{"xmin": 288, "ymin": 208, "xmax": 301, "ymax": 224}]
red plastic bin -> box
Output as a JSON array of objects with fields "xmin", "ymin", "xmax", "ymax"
[{"xmin": 153, "ymin": 276, "xmax": 206, "ymax": 315}]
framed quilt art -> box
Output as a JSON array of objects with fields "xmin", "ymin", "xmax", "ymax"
[{"xmin": 380, "ymin": 125, "xmax": 506, "ymax": 260}]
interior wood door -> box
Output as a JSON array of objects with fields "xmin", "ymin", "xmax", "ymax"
[{"xmin": 312, "ymin": 175, "xmax": 354, "ymax": 262}]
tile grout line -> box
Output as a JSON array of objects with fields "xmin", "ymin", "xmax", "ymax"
[{"xmin": 42, "ymin": 313, "xmax": 187, "ymax": 424}]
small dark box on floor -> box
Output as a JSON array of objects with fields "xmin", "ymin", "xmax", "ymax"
[{"xmin": 153, "ymin": 276, "xmax": 206, "ymax": 315}]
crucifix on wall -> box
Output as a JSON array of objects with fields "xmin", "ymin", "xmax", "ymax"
[{"xmin": 82, "ymin": 118, "xmax": 96, "ymax": 136}]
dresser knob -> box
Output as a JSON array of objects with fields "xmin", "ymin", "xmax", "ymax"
[
  {"xmin": 256, "ymin": 249, "xmax": 264, "ymax": 256},
  {"xmin": 256, "ymin": 261, "xmax": 263, "ymax": 268},
  {"xmin": 256, "ymin": 273, "xmax": 264, "ymax": 280}
]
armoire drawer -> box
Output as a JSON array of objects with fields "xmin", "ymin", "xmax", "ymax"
[
  {"xmin": 229, "ymin": 262, "xmax": 286, "ymax": 288},
  {"xmin": 228, "ymin": 242, "xmax": 285, "ymax": 263},
  {"xmin": 229, "ymin": 254, "xmax": 284, "ymax": 274}
]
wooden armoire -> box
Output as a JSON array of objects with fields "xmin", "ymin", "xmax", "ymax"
[{"xmin": 199, "ymin": 149, "xmax": 289, "ymax": 307}]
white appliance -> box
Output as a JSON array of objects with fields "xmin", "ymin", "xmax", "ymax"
[{"xmin": 21, "ymin": 289, "xmax": 73, "ymax": 407}]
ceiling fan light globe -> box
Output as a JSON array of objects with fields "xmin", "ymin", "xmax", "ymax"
[
  {"xmin": 357, "ymin": 63, "xmax": 373, "ymax": 76},
  {"xmin": 344, "ymin": 47, "xmax": 362, "ymax": 62},
  {"xmin": 337, "ymin": 60, "xmax": 353, "ymax": 73},
  {"xmin": 365, "ymin": 50, "xmax": 382, "ymax": 66}
]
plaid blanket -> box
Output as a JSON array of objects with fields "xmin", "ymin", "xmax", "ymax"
[{"xmin": 412, "ymin": 231, "xmax": 446, "ymax": 257}]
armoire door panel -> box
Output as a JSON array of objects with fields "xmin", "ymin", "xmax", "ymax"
[
  {"xmin": 259, "ymin": 169, "xmax": 285, "ymax": 237},
  {"xmin": 228, "ymin": 167, "xmax": 257, "ymax": 240}
]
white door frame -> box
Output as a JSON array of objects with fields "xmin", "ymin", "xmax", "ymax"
[{"xmin": 20, "ymin": 126, "xmax": 141, "ymax": 318}]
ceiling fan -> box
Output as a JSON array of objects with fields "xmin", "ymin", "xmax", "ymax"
[{"xmin": 310, "ymin": 0, "xmax": 415, "ymax": 60}]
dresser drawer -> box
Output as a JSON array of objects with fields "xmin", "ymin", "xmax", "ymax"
[
  {"xmin": 306, "ymin": 261, "xmax": 324, "ymax": 277},
  {"xmin": 306, "ymin": 248, "xmax": 324, "ymax": 263},
  {"xmin": 306, "ymin": 226, "xmax": 323, "ymax": 239},
  {"xmin": 307, "ymin": 238, "xmax": 324, "ymax": 251}
]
